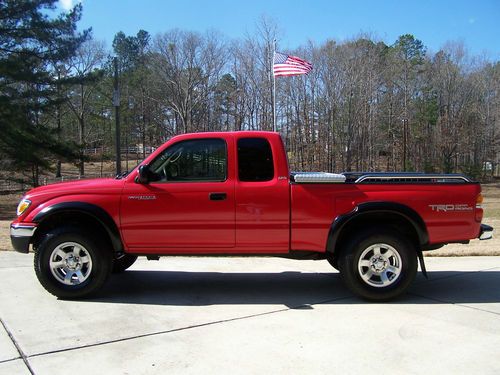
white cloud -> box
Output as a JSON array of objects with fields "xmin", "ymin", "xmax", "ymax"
[{"xmin": 59, "ymin": 0, "xmax": 74, "ymax": 11}]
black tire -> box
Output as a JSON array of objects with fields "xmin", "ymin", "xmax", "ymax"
[
  {"xmin": 112, "ymin": 254, "xmax": 138, "ymax": 273},
  {"xmin": 34, "ymin": 227, "xmax": 112, "ymax": 299},
  {"xmin": 338, "ymin": 227, "xmax": 417, "ymax": 301}
]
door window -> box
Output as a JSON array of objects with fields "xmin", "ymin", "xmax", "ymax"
[
  {"xmin": 237, "ymin": 138, "xmax": 274, "ymax": 182},
  {"xmin": 149, "ymin": 139, "xmax": 227, "ymax": 182}
]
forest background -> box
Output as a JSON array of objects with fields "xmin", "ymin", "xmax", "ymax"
[{"xmin": 1, "ymin": 0, "xmax": 499, "ymax": 189}]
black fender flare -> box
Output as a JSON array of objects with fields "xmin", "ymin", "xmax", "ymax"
[
  {"xmin": 33, "ymin": 202, "xmax": 123, "ymax": 252},
  {"xmin": 326, "ymin": 201, "xmax": 429, "ymax": 253}
]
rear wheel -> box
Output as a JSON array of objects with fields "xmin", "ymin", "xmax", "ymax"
[
  {"xmin": 338, "ymin": 228, "xmax": 417, "ymax": 301},
  {"xmin": 34, "ymin": 227, "xmax": 112, "ymax": 299}
]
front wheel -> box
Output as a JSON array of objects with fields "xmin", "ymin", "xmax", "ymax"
[
  {"xmin": 338, "ymin": 228, "xmax": 417, "ymax": 301},
  {"xmin": 34, "ymin": 228, "xmax": 112, "ymax": 299}
]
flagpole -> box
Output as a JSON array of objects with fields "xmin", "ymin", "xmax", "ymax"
[{"xmin": 272, "ymin": 39, "xmax": 276, "ymax": 132}]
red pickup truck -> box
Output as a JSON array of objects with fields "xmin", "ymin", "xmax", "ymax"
[{"xmin": 10, "ymin": 131, "xmax": 493, "ymax": 300}]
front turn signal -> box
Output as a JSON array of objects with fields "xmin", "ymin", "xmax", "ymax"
[{"xmin": 16, "ymin": 199, "xmax": 31, "ymax": 217}]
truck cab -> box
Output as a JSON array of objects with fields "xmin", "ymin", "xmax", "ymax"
[{"xmin": 120, "ymin": 132, "xmax": 290, "ymax": 253}]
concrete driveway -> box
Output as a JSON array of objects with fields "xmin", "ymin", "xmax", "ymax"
[{"xmin": 0, "ymin": 252, "xmax": 499, "ymax": 375}]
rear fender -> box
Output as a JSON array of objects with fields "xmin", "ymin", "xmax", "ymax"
[{"xmin": 327, "ymin": 202, "xmax": 429, "ymax": 253}]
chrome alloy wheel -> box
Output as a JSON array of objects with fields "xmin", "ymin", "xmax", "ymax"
[
  {"xmin": 49, "ymin": 242, "xmax": 93, "ymax": 286},
  {"xmin": 357, "ymin": 243, "xmax": 402, "ymax": 288}
]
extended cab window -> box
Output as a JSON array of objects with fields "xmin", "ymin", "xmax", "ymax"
[
  {"xmin": 149, "ymin": 139, "xmax": 227, "ymax": 182},
  {"xmin": 237, "ymin": 138, "xmax": 274, "ymax": 182}
]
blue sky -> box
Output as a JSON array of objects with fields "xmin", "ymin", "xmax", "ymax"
[{"xmin": 60, "ymin": 0, "xmax": 500, "ymax": 59}]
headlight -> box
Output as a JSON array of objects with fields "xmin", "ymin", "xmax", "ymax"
[{"xmin": 16, "ymin": 199, "xmax": 31, "ymax": 216}]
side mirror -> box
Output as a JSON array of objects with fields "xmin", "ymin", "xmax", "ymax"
[{"xmin": 137, "ymin": 165, "xmax": 151, "ymax": 184}]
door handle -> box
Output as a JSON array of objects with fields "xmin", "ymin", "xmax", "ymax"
[{"xmin": 209, "ymin": 192, "xmax": 227, "ymax": 201}]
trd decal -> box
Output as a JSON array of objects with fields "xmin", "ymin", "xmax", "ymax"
[{"xmin": 429, "ymin": 204, "xmax": 473, "ymax": 212}]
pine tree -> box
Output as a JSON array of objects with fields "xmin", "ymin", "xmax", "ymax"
[{"xmin": 0, "ymin": 0, "xmax": 89, "ymax": 186}]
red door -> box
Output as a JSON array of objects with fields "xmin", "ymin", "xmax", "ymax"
[
  {"xmin": 234, "ymin": 135, "xmax": 290, "ymax": 252},
  {"xmin": 120, "ymin": 137, "xmax": 235, "ymax": 252}
]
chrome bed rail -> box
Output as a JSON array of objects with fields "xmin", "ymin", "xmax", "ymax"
[{"xmin": 342, "ymin": 172, "xmax": 472, "ymax": 184}]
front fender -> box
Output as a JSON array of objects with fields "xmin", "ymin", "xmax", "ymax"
[{"xmin": 29, "ymin": 200, "xmax": 122, "ymax": 252}]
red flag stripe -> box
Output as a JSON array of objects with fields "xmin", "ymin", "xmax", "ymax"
[
  {"xmin": 274, "ymin": 65, "xmax": 311, "ymax": 71},
  {"xmin": 287, "ymin": 56, "xmax": 312, "ymax": 68},
  {"xmin": 274, "ymin": 68, "xmax": 311, "ymax": 74}
]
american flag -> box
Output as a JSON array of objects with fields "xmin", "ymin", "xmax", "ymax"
[{"xmin": 273, "ymin": 52, "xmax": 313, "ymax": 77}]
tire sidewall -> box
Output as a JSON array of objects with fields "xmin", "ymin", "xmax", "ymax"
[
  {"xmin": 35, "ymin": 229, "xmax": 112, "ymax": 299},
  {"xmin": 339, "ymin": 229, "xmax": 417, "ymax": 301}
]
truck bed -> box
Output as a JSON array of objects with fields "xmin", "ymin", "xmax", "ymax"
[{"xmin": 290, "ymin": 174, "xmax": 481, "ymax": 251}]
